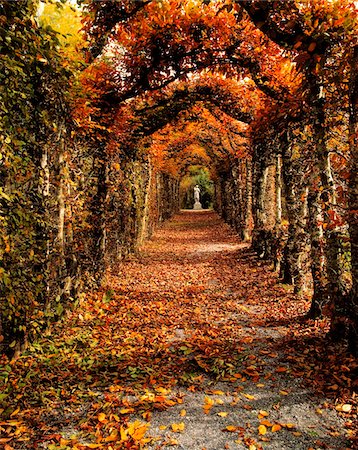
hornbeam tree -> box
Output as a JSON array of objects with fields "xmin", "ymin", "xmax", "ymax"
[{"xmin": 1, "ymin": 0, "xmax": 356, "ymax": 356}]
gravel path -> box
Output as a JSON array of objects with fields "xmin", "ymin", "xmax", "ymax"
[
  {"xmin": 2, "ymin": 210, "xmax": 354, "ymax": 450},
  {"xmin": 132, "ymin": 211, "xmax": 351, "ymax": 449}
]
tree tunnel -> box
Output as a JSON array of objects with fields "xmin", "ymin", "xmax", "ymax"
[{"xmin": 1, "ymin": 0, "xmax": 357, "ymax": 357}]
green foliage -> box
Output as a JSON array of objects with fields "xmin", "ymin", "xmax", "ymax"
[
  {"xmin": 180, "ymin": 166, "xmax": 214, "ymax": 209},
  {"xmin": 39, "ymin": 0, "xmax": 87, "ymax": 65},
  {"xmin": 0, "ymin": 0, "xmax": 71, "ymax": 351}
]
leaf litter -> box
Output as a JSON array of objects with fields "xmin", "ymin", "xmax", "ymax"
[{"xmin": 0, "ymin": 211, "xmax": 356, "ymax": 449}]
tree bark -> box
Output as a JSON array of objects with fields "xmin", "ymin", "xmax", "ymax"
[
  {"xmin": 243, "ymin": 158, "xmax": 253, "ymax": 241},
  {"xmin": 306, "ymin": 187, "xmax": 327, "ymax": 318},
  {"xmin": 308, "ymin": 74, "xmax": 349, "ymax": 337},
  {"xmin": 347, "ymin": 45, "xmax": 358, "ymax": 354},
  {"xmin": 281, "ymin": 131, "xmax": 310, "ymax": 293}
]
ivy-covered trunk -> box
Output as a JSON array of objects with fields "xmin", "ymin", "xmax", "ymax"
[
  {"xmin": 0, "ymin": 1, "xmax": 68, "ymax": 355},
  {"xmin": 347, "ymin": 45, "xmax": 358, "ymax": 354},
  {"xmin": 243, "ymin": 157, "xmax": 253, "ymax": 242}
]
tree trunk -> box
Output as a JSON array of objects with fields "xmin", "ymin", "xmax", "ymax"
[
  {"xmin": 308, "ymin": 74, "xmax": 349, "ymax": 338},
  {"xmin": 274, "ymin": 153, "xmax": 283, "ymax": 273},
  {"xmin": 243, "ymin": 158, "xmax": 253, "ymax": 241},
  {"xmin": 90, "ymin": 144, "xmax": 108, "ymax": 278},
  {"xmin": 281, "ymin": 133, "xmax": 310, "ymax": 293},
  {"xmin": 347, "ymin": 45, "xmax": 358, "ymax": 354},
  {"xmin": 307, "ymin": 187, "xmax": 327, "ymax": 318}
]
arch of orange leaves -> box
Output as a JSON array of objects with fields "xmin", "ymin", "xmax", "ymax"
[{"xmin": 0, "ymin": 0, "xmax": 357, "ymax": 356}]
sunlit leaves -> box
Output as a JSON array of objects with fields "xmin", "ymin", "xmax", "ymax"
[
  {"xmin": 258, "ymin": 424, "xmax": 267, "ymax": 435},
  {"xmin": 171, "ymin": 422, "xmax": 185, "ymax": 432},
  {"xmin": 203, "ymin": 396, "xmax": 215, "ymax": 414},
  {"xmin": 39, "ymin": 1, "xmax": 87, "ymax": 64}
]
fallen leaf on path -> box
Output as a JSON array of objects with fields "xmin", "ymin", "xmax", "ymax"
[
  {"xmin": 171, "ymin": 422, "xmax": 185, "ymax": 432},
  {"xmin": 336, "ymin": 404, "xmax": 352, "ymax": 412},
  {"xmin": 243, "ymin": 393, "xmax": 255, "ymax": 400},
  {"xmin": 279, "ymin": 390, "xmax": 289, "ymax": 396},
  {"xmin": 203, "ymin": 396, "xmax": 215, "ymax": 414},
  {"xmin": 97, "ymin": 413, "xmax": 106, "ymax": 422},
  {"xmin": 224, "ymin": 425, "xmax": 240, "ymax": 432},
  {"xmin": 276, "ymin": 367, "xmax": 288, "ymax": 373},
  {"xmin": 258, "ymin": 425, "xmax": 267, "ymax": 435}
]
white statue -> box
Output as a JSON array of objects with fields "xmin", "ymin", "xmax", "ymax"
[
  {"xmin": 193, "ymin": 185, "xmax": 202, "ymax": 210},
  {"xmin": 194, "ymin": 185, "xmax": 200, "ymax": 202}
]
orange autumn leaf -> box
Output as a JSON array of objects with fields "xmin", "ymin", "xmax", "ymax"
[
  {"xmin": 224, "ymin": 425, "xmax": 240, "ymax": 432},
  {"xmin": 127, "ymin": 420, "xmax": 149, "ymax": 441},
  {"xmin": 203, "ymin": 396, "xmax": 215, "ymax": 414},
  {"xmin": 276, "ymin": 367, "xmax": 288, "ymax": 373},
  {"xmin": 97, "ymin": 413, "xmax": 106, "ymax": 422}
]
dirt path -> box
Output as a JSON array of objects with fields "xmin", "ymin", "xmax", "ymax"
[{"xmin": 1, "ymin": 211, "xmax": 356, "ymax": 449}]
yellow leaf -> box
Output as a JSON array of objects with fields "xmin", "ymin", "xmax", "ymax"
[
  {"xmin": 217, "ymin": 412, "xmax": 228, "ymax": 417},
  {"xmin": 171, "ymin": 422, "xmax": 185, "ymax": 433},
  {"xmin": 159, "ymin": 425, "xmax": 167, "ymax": 430},
  {"xmin": 212, "ymin": 390, "xmax": 225, "ymax": 395},
  {"xmin": 120, "ymin": 408, "xmax": 134, "ymax": 414},
  {"xmin": 249, "ymin": 445, "xmax": 257, "ymax": 450},
  {"xmin": 243, "ymin": 394, "xmax": 255, "ymax": 400},
  {"xmin": 180, "ymin": 409, "xmax": 186, "ymax": 417},
  {"xmin": 258, "ymin": 410, "xmax": 268, "ymax": 417},
  {"xmin": 10, "ymin": 408, "xmax": 20, "ymax": 417},
  {"xmin": 120, "ymin": 426, "xmax": 128, "ymax": 441},
  {"xmin": 271, "ymin": 424, "xmax": 282, "ymax": 432},
  {"xmin": 127, "ymin": 420, "xmax": 149, "ymax": 441},
  {"xmin": 97, "ymin": 413, "xmax": 106, "ymax": 422},
  {"xmin": 279, "ymin": 390, "xmax": 289, "ymax": 396},
  {"xmin": 258, "ymin": 425, "xmax": 267, "ymax": 435},
  {"xmin": 104, "ymin": 431, "xmax": 118, "ymax": 442},
  {"xmin": 342, "ymin": 404, "xmax": 352, "ymax": 412},
  {"xmin": 203, "ymin": 396, "xmax": 215, "ymax": 414}
]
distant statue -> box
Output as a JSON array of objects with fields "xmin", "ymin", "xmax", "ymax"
[
  {"xmin": 194, "ymin": 185, "xmax": 200, "ymax": 202},
  {"xmin": 193, "ymin": 185, "xmax": 202, "ymax": 210}
]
